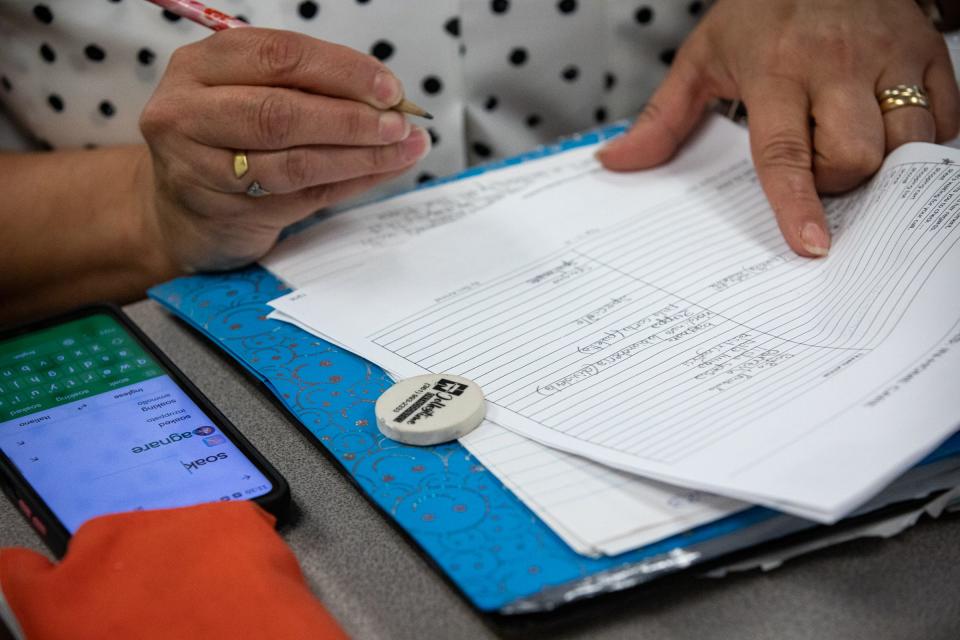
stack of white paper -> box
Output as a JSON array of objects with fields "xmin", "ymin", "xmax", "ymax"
[
  {"xmin": 264, "ymin": 140, "xmax": 749, "ymax": 556},
  {"xmin": 264, "ymin": 116, "xmax": 960, "ymax": 545}
]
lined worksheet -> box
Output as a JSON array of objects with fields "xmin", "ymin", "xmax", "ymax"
[
  {"xmin": 272, "ymin": 117, "xmax": 960, "ymax": 522},
  {"xmin": 263, "ymin": 135, "xmax": 746, "ymax": 556}
]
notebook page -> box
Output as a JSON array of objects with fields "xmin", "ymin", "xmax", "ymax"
[{"xmin": 272, "ymin": 117, "xmax": 960, "ymax": 522}]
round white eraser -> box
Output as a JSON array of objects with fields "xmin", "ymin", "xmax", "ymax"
[{"xmin": 375, "ymin": 373, "xmax": 486, "ymax": 446}]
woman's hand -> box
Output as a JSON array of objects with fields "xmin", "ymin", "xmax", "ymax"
[
  {"xmin": 597, "ymin": 0, "xmax": 959, "ymax": 257},
  {"xmin": 139, "ymin": 28, "xmax": 431, "ymax": 272}
]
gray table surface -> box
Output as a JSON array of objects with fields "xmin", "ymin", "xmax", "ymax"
[{"xmin": 1, "ymin": 299, "xmax": 958, "ymax": 640}]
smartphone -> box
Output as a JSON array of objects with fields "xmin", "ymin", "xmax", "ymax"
[{"xmin": 0, "ymin": 305, "xmax": 289, "ymax": 556}]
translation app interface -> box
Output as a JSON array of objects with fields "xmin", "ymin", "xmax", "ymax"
[{"xmin": 0, "ymin": 314, "xmax": 272, "ymax": 532}]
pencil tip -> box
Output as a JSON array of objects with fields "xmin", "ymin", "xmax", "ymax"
[{"xmin": 394, "ymin": 98, "xmax": 434, "ymax": 120}]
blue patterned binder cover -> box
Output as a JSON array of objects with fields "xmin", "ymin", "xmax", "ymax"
[{"xmin": 149, "ymin": 127, "xmax": 960, "ymax": 613}]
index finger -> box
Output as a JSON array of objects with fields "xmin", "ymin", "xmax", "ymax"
[
  {"xmin": 744, "ymin": 77, "xmax": 831, "ymax": 258},
  {"xmin": 176, "ymin": 28, "xmax": 404, "ymax": 110}
]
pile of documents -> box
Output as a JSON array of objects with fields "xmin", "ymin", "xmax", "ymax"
[{"xmin": 262, "ymin": 117, "xmax": 960, "ymax": 557}]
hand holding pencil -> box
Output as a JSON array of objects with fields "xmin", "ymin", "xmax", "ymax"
[
  {"xmin": 135, "ymin": 1, "xmax": 432, "ymax": 273},
  {"xmin": 145, "ymin": 0, "xmax": 432, "ymax": 119}
]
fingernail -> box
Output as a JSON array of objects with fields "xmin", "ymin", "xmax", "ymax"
[
  {"xmin": 379, "ymin": 110, "xmax": 410, "ymax": 143},
  {"xmin": 373, "ymin": 70, "xmax": 403, "ymax": 107},
  {"xmin": 801, "ymin": 222, "xmax": 830, "ymax": 257},
  {"xmin": 401, "ymin": 126, "xmax": 431, "ymax": 162}
]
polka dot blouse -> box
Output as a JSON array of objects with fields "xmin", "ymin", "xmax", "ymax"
[{"xmin": 0, "ymin": 0, "xmax": 703, "ymax": 193}]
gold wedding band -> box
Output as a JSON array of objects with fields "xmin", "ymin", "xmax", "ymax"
[
  {"xmin": 233, "ymin": 150, "xmax": 250, "ymax": 179},
  {"xmin": 877, "ymin": 85, "xmax": 930, "ymax": 114}
]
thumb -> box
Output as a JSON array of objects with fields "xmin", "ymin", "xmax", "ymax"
[{"xmin": 597, "ymin": 53, "xmax": 713, "ymax": 171}]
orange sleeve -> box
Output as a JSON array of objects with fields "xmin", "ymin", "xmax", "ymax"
[{"xmin": 0, "ymin": 502, "xmax": 348, "ymax": 640}]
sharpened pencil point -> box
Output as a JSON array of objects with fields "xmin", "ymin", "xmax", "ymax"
[{"xmin": 395, "ymin": 98, "xmax": 433, "ymax": 120}]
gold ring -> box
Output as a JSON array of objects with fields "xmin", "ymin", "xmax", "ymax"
[
  {"xmin": 233, "ymin": 150, "xmax": 250, "ymax": 179},
  {"xmin": 877, "ymin": 84, "xmax": 930, "ymax": 114}
]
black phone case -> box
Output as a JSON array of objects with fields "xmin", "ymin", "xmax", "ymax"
[{"xmin": 0, "ymin": 304, "xmax": 290, "ymax": 557}]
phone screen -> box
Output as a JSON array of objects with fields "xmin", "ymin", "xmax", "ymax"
[{"xmin": 0, "ymin": 312, "xmax": 274, "ymax": 533}]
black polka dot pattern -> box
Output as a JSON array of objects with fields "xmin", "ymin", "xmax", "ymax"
[
  {"xmin": 444, "ymin": 17, "xmax": 460, "ymax": 37},
  {"xmin": 47, "ymin": 94, "xmax": 64, "ymax": 112},
  {"xmin": 298, "ymin": 1, "xmax": 319, "ymax": 19},
  {"xmin": 85, "ymin": 44, "xmax": 106, "ymax": 62},
  {"xmin": 39, "ymin": 43, "xmax": 56, "ymax": 63},
  {"xmin": 472, "ymin": 141, "xmax": 492, "ymax": 158},
  {"xmin": 635, "ymin": 6, "xmax": 653, "ymax": 24},
  {"xmin": 508, "ymin": 48, "xmax": 527, "ymax": 66},
  {"xmin": 137, "ymin": 48, "xmax": 155, "ymax": 66},
  {"xmin": 1, "ymin": 1, "xmax": 698, "ymax": 184},
  {"xmin": 370, "ymin": 40, "xmax": 394, "ymax": 61},
  {"xmin": 422, "ymin": 76, "xmax": 442, "ymax": 95},
  {"xmin": 33, "ymin": 4, "xmax": 53, "ymax": 24}
]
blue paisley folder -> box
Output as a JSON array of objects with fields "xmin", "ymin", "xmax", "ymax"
[{"xmin": 149, "ymin": 125, "xmax": 960, "ymax": 615}]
